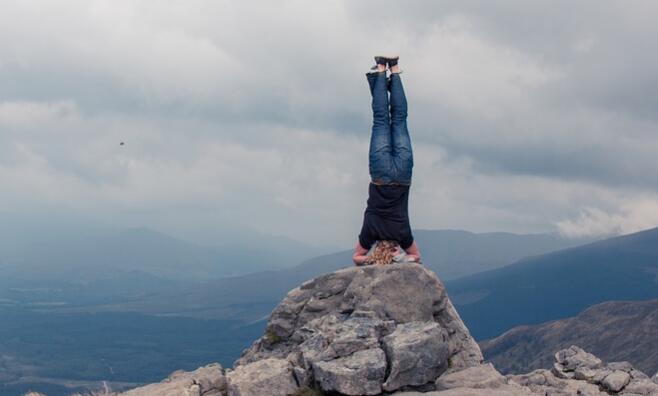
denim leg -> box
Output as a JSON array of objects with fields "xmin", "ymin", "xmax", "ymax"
[
  {"xmin": 367, "ymin": 72, "xmax": 393, "ymax": 183},
  {"xmin": 389, "ymin": 73, "xmax": 413, "ymax": 184},
  {"xmin": 366, "ymin": 73, "xmax": 393, "ymax": 95}
]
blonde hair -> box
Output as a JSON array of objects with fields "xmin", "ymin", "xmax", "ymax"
[{"xmin": 367, "ymin": 240, "xmax": 399, "ymax": 265}]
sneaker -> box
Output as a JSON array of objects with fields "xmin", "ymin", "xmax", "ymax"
[
  {"xmin": 374, "ymin": 54, "xmax": 399, "ymax": 65},
  {"xmin": 374, "ymin": 54, "xmax": 399, "ymax": 68},
  {"xmin": 368, "ymin": 64, "xmax": 384, "ymax": 73},
  {"xmin": 369, "ymin": 59, "xmax": 389, "ymax": 73}
]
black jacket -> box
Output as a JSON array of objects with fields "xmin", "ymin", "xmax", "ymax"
[{"xmin": 358, "ymin": 183, "xmax": 413, "ymax": 249}]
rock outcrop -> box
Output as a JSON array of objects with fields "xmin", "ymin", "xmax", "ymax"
[
  {"xmin": 233, "ymin": 263, "xmax": 484, "ymax": 394},
  {"xmin": 119, "ymin": 363, "xmax": 226, "ymax": 396},
  {"xmin": 226, "ymin": 358, "xmax": 298, "ymax": 396},
  {"xmin": 116, "ymin": 263, "xmax": 658, "ymax": 396},
  {"xmin": 507, "ymin": 345, "xmax": 658, "ymax": 396}
]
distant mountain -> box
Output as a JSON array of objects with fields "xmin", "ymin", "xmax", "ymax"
[
  {"xmin": 0, "ymin": 227, "xmax": 328, "ymax": 283},
  {"xmin": 0, "ymin": 226, "xmax": 332, "ymax": 312},
  {"xmin": 414, "ymin": 230, "xmax": 589, "ymax": 280},
  {"xmin": 86, "ymin": 229, "xmax": 590, "ymax": 321},
  {"xmin": 480, "ymin": 299, "xmax": 658, "ymax": 376},
  {"xmin": 281, "ymin": 229, "xmax": 588, "ymax": 282},
  {"xmin": 445, "ymin": 227, "xmax": 658, "ymax": 340}
]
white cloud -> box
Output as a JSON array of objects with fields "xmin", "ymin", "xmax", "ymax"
[
  {"xmin": 557, "ymin": 198, "xmax": 658, "ymax": 238},
  {"xmin": 0, "ymin": 1, "xmax": 657, "ymax": 247}
]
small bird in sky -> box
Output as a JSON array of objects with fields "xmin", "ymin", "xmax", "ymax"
[{"xmin": 120, "ymin": 142, "xmax": 125, "ymax": 146}]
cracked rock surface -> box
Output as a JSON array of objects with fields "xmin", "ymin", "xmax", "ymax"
[
  {"xmin": 226, "ymin": 358, "xmax": 298, "ymax": 396},
  {"xmin": 117, "ymin": 265, "xmax": 658, "ymax": 396},
  {"xmin": 236, "ymin": 263, "xmax": 483, "ymax": 395},
  {"xmin": 119, "ymin": 363, "xmax": 226, "ymax": 396}
]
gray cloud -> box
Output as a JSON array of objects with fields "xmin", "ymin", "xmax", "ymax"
[{"xmin": 1, "ymin": 0, "xmax": 657, "ymax": 245}]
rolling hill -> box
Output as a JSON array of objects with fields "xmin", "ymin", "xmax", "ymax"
[
  {"xmin": 0, "ymin": 227, "xmax": 329, "ymax": 282},
  {"xmin": 445, "ymin": 227, "xmax": 658, "ymax": 340},
  {"xmin": 479, "ymin": 299, "xmax": 658, "ymax": 376}
]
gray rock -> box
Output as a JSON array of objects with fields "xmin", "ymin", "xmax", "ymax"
[
  {"xmin": 293, "ymin": 313, "xmax": 394, "ymax": 377},
  {"xmin": 382, "ymin": 321, "xmax": 450, "ymax": 391},
  {"xmin": 508, "ymin": 367, "xmax": 607, "ymax": 396},
  {"xmin": 298, "ymin": 331, "xmax": 334, "ymax": 364},
  {"xmin": 574, "ymin": 366, "xmax": 599, "ymax": 381},
  {"xmin": 234, "ymin": 264, "xmax": 482, "ymax": 394},
  {"xmin": 393, "ymin": 382, "xmax": 536, "ymax": 395},
  {"xmin": 551, "ymin": 345, "xmax": 606, "ymax": 382},
  {"xmin": 313, "ymin": 348, "xmax": 386, "ymax": 395},
  {"xmin": 554, "ymin": 345, "xmax": 603, "ymax": 372},
  {"xmin": 435, "ymin": 363, "xmax": 507, "ymax": 390},
  {"xmin": 601, "ymin": 370, "xmax": 631, "ymax": 392},
  {"xmin": 238, "ymin": 264, "xmax": 483, "ymax": 372},
  {"xmin": 438, "ymin": 299, "xmax": 485, "ymax": 373},
  {"xmin": 507, "ymin": 369, "xmax": 552, "ymax": 387},
  {"xmin": 552, "ymin": 362, "xmax": 575, "ymax": 379},
  {"xmin": 226, "ymin": 358, "xmax": 298, "ymax": 396},
  {"xmin": 622, "ymin": 378, "xmax": 658, "ymax": 394},
  {"xmin": 608, "ymin": 361, "xmax": 634, "ymax": 372},
  {"xmin": 652, "ymin": 372, "xmax": 658, "ymax": 384},
  {"xmin": 292, "ymin": 365, "xmax": 310, "ymax": 389},
  {"xmin": 302, "ymin": 314, "xmax": 392, "ymax": 361},
  {"xmin": 286, "ymin": 351, "xmax": 312, "ymax": 390},
  {"xmin": 119, "ymin": 363, "xmax": 226, "ymax": 396},
  {"xmin": 339, "ymin": 265, "xmax": 443, "ymax": 323},
  {"xmin": 630, "ymin": 368, "xmax": 650, "ymax": 380},
  {"xmin": 591, "ymin": 368, "xmax": 614, "ymax": 384}
]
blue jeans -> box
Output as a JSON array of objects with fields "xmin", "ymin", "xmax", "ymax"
[{"xmin": 366, "ymin": 72, "xmax": 413, "ymax": 185}]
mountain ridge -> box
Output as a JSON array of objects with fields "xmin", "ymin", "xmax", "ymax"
[
  {"xmin": 446, "ymin": 226, "xmax": 658, "ymax": 339},
  {"xmin": 480, "ymin": 298, "xmax": 658, "ymax": 376},
  {"xmin": 87, "ymin": 229, "xmax": 587, "ymax": 321}
]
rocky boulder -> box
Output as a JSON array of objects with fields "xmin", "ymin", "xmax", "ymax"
[
  {"xmin": 398, "ymin": 345, "xmax": 658, "ymax": 396},
  {"xmin": 116, "ymin": 264, "xmax": 658, "ymax": 396},
  {"xmin": 235, "ymin": 263, "xmax": 483, "ymax": 394},
  {"xmin": 507, "ymin": 345, "xmax": 658, "ymax": 396},
  {"xmin": 382, "ymin": 322, "xmax": 450, "ymax": 391},
  {"xmin": 313, "ymin": 348, "xmax": 387, "ymax": 395},
  {"xmin": 226, "ymin": 358, "xmax": 298, "ymax": 396}
]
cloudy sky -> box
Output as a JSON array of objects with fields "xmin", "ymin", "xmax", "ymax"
[{"xmin": 1, "ymin": 0, "xmax": 657, "ymax": 246}]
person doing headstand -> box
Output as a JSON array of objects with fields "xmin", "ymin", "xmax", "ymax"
[{"xmin": 353, "ymin": 56, "xmax": 421, "ymax": 266}]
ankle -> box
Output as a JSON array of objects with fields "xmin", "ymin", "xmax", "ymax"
[{"xmin": 390, "ymin": 64, "xmax": 401, "ymax": 73}]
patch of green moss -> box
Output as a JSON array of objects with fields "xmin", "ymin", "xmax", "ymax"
[{"xmin": 263, "ymin": 330, "xmax": 283, "ymax": 345}]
